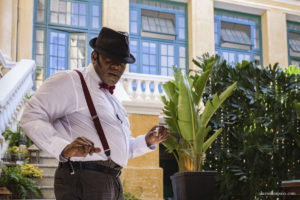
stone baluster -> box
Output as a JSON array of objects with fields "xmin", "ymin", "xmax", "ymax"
[
  {"xmin": 0, "ymin": 59, "xmax": 35, "ymax": 134},
  {"xmin": 144, "ymin": 80, "xmax": 151, "ymax": 101},
  {"xmin": 127, "ymin": 78, "xmax": 134, "ymax": 99},
  {"xmin": 153, "ymin": 80, "xmax": 160, "ymax": 101},
  {"xmin": 136, "ymin": 79, "xmax": 142, "ymax": 100}
]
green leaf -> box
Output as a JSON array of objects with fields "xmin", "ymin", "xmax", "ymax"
[
  {"xmin": 203, "ymin": 128, "xmax": 223, "ymax": 152},
  {"xmin": 181, "ymin": 148, "xmax": 195, "ymax": 158},
  {"xmin": 292, "ymin": 134, "xmax": 300, "ymax": 149},
  {"xmin": 162, "ymin": 81, "xmax": 178, "ymax": 104},
  {"xmin": 162, "ymin": 135, "xmax": 179, "ymax": 153},
  {"xmin": 178, "ymin": 72, "xmax": 197, "ymax": 141},
  {"xmin": 195, "ymin": 126, "xmax": 212, "ymax": 153},
  {"xmin": 294, "ymin": 101, "xmax": 300, "ymax": 119},
  {"xmin": 192, "ymin": 69, "xmax": 212, "ymax": 106},
  {"xmin": 200, "ymin": 82, "xmax": 238, "ymax": 128}
]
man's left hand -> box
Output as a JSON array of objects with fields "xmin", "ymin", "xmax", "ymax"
[{"xmin": 145, "ymin": 125, "xmax": 170, "ymax": 146}]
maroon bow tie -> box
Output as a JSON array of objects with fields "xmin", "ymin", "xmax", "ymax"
[{"xmin": 99, "ymin": 82, "xmax": 115, "ymax": 94}]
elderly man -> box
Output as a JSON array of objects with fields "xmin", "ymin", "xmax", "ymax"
[{"xmin": 20, "ymin": 27, "xmax": 169, "ymax": 200}]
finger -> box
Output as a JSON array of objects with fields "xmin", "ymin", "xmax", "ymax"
[
  {"xmin": 73, "ymin": 143, "xmax": 91, "ymax": 155},
  {"xmin": 89, "ymin": 147, "xmax": 101, "ymax": 155},
  {"xmin": 76, "ymin": 137, "xmax": 94, "ymax": 147},
  {"xmin": 161, "ymin": 133, "xmax": 170, "ymax": 140},
  {"xmin": 74, "ymin": 139, "xmax": 93, "ymax": 150},
  {"xmin": 154, "ymin": 126, "xmax": 164, "ymax": 137},
  {"xmin": 160, "ymin": 131, "xmax": 170, "ymax": 141},
  {"xmin": 80, "ymin": 137, "xmax": 95, "ymax": 146},
  {"xmin": 156, "ymin": 126, "xmax": 166, "ymax": 137},
  {"xmin": 93, "ymin": 147, "xmax": 101, "ymax": 153},
  {"xmin": 150, "ymin": 125, "xmax": 160, "ymax": 131}
]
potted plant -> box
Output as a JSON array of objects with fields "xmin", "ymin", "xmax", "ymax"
[
  {"xmin": 161, "ymin": 55, "xmax": 237, "ymax": 200},
  {"xmin": 0, "ymin": 164, "xmax": 42, "ymax": 199},
  {"xmin": 2, "ymin": 124, "xmax": 32, "ymax": 148}
]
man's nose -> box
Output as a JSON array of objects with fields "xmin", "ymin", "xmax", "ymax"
[{"xmin": 111, "ymin": 63, "xmax": 122, "ymax": 70}]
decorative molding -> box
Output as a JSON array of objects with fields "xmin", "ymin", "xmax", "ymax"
[
  {"xmin": 287, "ymin": 13, "xmax": 300, "ymax": 23},
  {"xmin": 122, "ymin": 100, "xmax": 164, "ymax": 116},
  {"xmin": 215, "ymin": 0, "xmax": 300, "ymax": 15},
  {"xmin": 214, "ymin": 0, "xmax": 265, "ymax": 15}
]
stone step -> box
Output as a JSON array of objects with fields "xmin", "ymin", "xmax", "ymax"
[
  {"xmin": 34, "ymin": 164, "xmax": 57, "ymax": 176},
  {"xmin": 39, "ymin": 155, "xmax": 59, "ymax": 165},
  {"xmin": 39, "ymin": 150, "xmax": 54, "ymax": 157},
  {"xmin": 29, "ymin": 150, "xmax": 57, "ymax": 199},
  {"xmin": 23, "ymin": 186, "xmax": 55, "ymax": 199},
  {"xmin": 40, "ymin": 186, "xmax": 55, "ymax": 199},
  {"xmin": 34, "ymin": 175, "xmax": 54, "ymax": 187}
]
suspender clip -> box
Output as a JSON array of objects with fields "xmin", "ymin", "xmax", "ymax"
[{"xmin": 104, "ymin": 149, "xmax": 111, "ymax": 160}]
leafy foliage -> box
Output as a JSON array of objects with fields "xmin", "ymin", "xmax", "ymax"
[
  {"xmin": 161, "ymin": 57, "xmax": 237, "ymax": 172},
  {"xmin": 200, "ymin": 54, "xmax": 300, "ymax": 199},
  {"xmin": 122, "ymin": 180, "xmax": 142, "ymax": 200},
  {"xmin": 0, "ymin": 165, "xmax": 42, "ymax": 199},
  {"xmin": 2, "ymin": 124, "xmax": 32, "ymax": 148},
  {"xmin": 124, "ymin": 191, "xmax": 142, "ymax": 200}
]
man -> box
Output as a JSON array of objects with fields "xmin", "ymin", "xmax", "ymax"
[{"xmin": 20, "ymin": 27, "xmax": 169, "ymax": 200}]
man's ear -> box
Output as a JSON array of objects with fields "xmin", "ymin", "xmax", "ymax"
[
  {"xmin": 91, "ymin": 51, "xmax": 97, "ymax": 63},
  {"xmin": 91, "ymin": 51, "xmax": 96, "ymax": 60}
]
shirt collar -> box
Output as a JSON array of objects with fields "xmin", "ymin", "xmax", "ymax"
[{"xmin": 87, "ymin": 63, "xmax": 103, "ymax": 83}]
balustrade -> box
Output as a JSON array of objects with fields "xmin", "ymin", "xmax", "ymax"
[
  {"xmin": 118, "ymin": 72, "xmax": 173, "ymax": 102},
  {"xmin": 0, "ymin": 60, "xmax": 36, "ymax": 134}
]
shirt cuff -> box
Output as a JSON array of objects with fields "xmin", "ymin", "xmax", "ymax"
[
  {"xmin": 59, "ymin": 153, "xmax": 69, "ymax": 162},
  {"xmin": 137, "ymin": 134, "xmax": 157, "ymax": 152},
  {"xmin": 148, "ymin": 144, "xmax": 157, "ymax": 150},
  {"xmin": 49, "ymin": 136, "xmax": 70, "ymax": 160}
]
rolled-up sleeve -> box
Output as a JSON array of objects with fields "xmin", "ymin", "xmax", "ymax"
[{"xmin": 20, "ymin": 71, "xmax": 77, "ymax": 160}]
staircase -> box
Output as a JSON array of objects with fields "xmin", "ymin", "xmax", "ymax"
[{"xmin": 30, "ymin": 150, "xmax": 58, "ymax": 200}]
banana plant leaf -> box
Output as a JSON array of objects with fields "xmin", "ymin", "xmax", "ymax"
[
  {"xmin": 200, "ymin": 82, "xmax": 238, "ymax": 128},
  {"xmin": 162, "ymin": 135, "xmax": 179, "ymax": 153},
  {"xmin": 161, "ymin": 55, "xmax": 237, "ymax": 172},
  {"xmin": 178, "ymin": 71, "xmax": 197, "ymax": 141}
]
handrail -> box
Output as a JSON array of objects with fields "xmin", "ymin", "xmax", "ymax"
[{"xmin": 0, "ymin": 59, "xmax": 36, "ymax": 134}]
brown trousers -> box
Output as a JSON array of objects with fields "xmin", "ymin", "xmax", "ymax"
[{"xmin": 54, "ymin": 161, "xmax": 124, "ymax": 200}]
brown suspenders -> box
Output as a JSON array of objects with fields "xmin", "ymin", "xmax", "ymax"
[{"xmin": 74, "ymin": 70, "xmax": 111, "ymax": 159}]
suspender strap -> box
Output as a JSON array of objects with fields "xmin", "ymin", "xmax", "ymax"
[{"xmin": 74, "ymin": 70, "xmax": 111, "ymax": 159}]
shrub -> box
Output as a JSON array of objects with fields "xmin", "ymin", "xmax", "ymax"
[
  {"xmin": 199, "ymin": 54, "xmax": 300, "ymax": 199},
  {"xmin": 0, "ymin": 165, "xmax": 42, "ymax": 199}
]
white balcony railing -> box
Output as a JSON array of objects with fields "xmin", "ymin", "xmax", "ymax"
[
  {"xmin": 0, "ymin": 59, "xmax": 36, "ymax": 135},
  {"xmin": 114, "ymin": 72, "xmax": 173, "ymax": 115},
  {"xmin": 116, "ymin": 72, "xmax": 173, "ymax": 102}
]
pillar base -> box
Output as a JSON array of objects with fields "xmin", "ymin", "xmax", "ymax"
[{"xmin": 121, "ymin": 167, "xmax": 164, "ymax": 200}]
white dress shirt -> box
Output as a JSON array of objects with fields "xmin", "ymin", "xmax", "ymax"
[{"xmin": 20, "ymin": 63, "xmax": 155, "ymax": 167}]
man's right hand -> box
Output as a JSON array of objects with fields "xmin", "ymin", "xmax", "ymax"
[{"xmin": 62, "ymin": 137, "xmax": 101, "ymax": 158}]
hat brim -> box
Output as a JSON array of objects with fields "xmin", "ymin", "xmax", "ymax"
[{"xmin": 89, "ymin": 37, "xmax": 136, "ymax": 64}]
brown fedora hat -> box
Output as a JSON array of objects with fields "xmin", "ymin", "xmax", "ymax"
[{"xmin": 89, "ymin": 27, "xmax": 136, "ymax": 64}]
